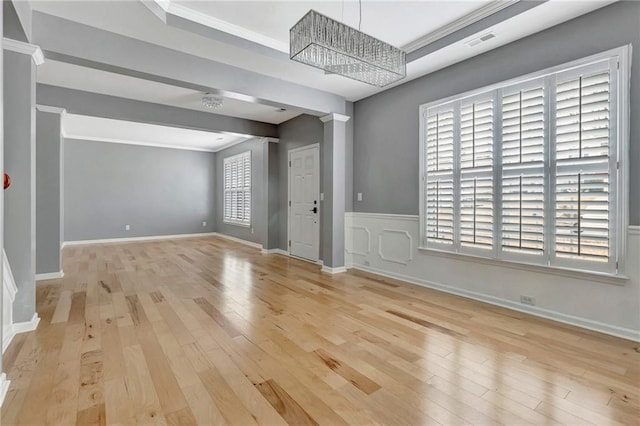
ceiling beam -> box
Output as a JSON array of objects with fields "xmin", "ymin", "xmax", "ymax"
[
  {"xmin": 37, "ymin": 84, "xmax": 278, "ymax": 138},
  {"xmin": 32, "ymin": 11, "xmax": 347, "ymax": 116}
]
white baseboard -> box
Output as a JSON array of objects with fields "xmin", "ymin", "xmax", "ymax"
[
  {"xmin": 62, "ymin": 232, "xmax": 217, "ymax": 247},
  {"xmin": 36, "ymin": 270, "xmax": 64, "ymax": 281},
  {"xmin": 3, "ymin": 313, "xmax": 41, "ymax": 353},
  {"xmin": 321, "ymin": 265, "xmax": 347, "ymax": 274},
  {"xmin": 212, "ymin": 233, "xmax": 263, "ymax": 249},
  {"xmin": 352, "ymin": 264, "xmax": 640, "ymax": 342},
  {"xmin": 262, "ymin": 248, "xmax": 327, "ymax": 268},
  {"xmin": 0, "ymin": 373, "xmax": 9, "ymax": 408},
  {"xmin": 261, "ymin": 248, "xmax": 289, "ymax": 256}
]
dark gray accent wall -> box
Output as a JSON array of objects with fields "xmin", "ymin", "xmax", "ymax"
[
  {"xmin": 276, "ymin": 115, "xmax": 324, "ymax": 253},
  {"xmin": 64, "ymin": 140, "xmax": 215, "ymax": 241},
  {"xmin": 353, "ymin": 1, "xmax": 640, "ymax": 225},
  {"xmin": 37, "ymin": 84, "xmax": 278, "ymax": 138},
  {"xmin": 214, "ymin": 138, "xmax": 267, "ymax": 246},
  {"xmin": 4, "ymin": 50, "xmax": 36, "ymax": 323},
  {"xmin": 36, "ymin": 109, "xmax": 62, "ymax": 274}
]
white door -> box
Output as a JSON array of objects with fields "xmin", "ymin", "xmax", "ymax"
[{"xmin": 289, "ymin": 144, "xmax": 320, "ymax": 261}]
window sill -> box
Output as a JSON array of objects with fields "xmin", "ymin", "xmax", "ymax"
[
  {"xmin": 223, "ymin": 220, "xmax": 251, "ymax": 228},
  {"xmin": 416, "ymin": 246, "xmax": 630, "ymax": 286}
]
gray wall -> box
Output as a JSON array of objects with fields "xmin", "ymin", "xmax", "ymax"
[
  {"xmin": 36, "ymin": 109, "xmax": 62, "ymax": 274},
  {"xmin": 276, "ymin": 114, "xmax": 324, "ymax": 253},
  {"xmin": 1, "ymin": 0, "xmax": 4, "ymax": 374},
  {"xmin": 64, "ymin": 140, "xmax": 215, "ymax": 241},
  {"xmin": 353, "ymin": 1, "xmax": 640, "ymax": 226},
  {"xmin": 214, "ymin": 138, "xmax": 267, "ymax": 246},
  {"xmin": 4, "ymin": 50, "xmax": 36, "ymax": 323},
  {"xmin": 3, "ymin": 0, "xmax": 27, "ymax": 42},
  {"xmin": 266, "ymin": 141, "xmax": 279, "ymax": 250},
  {"xmin": 345, "ymin": 101, "xmax": 354, "ymax": 212}
]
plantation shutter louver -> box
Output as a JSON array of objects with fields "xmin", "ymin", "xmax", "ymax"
[
  {"xmin": 460, "ymin": 97, "xmax": 494, "ymax": 251},
  {"xmin": 224, "ymin": 151, "xmax": 251, "ymax": 225},
  {"xmin": 501, "ymin": 82, "xmax": 546, "ymax": 258},
  {"xmin": 553, "ymin": 60, "xmax": 615, "ymax": 271},
  {"xmin": 424, "ymin": 107, "xmax": 455, "ymax": 247}
]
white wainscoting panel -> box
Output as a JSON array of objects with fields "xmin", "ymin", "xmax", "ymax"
[
  {"xmin": 347, "ymin": 226, "xmax": 371, "ymax": 256},
  {"xmin": 0, "ymin": 373, "xmax": 9, "ymax": 408},
  {"xmin": 346, "ymin": 213, "xmax": 640, "ymax": 341},
  {"xmin": 2, "ymin": 250, "xmax": 18, "ymax": 353},
  {"xmin": 378, "ymin": 229, "xmax": 413, "ymax": 265}
]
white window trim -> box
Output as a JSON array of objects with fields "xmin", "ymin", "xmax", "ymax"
[
  {"xmin": 223, "ymin": 151, "xmax": 252, "ymax": 227},
  {"xmin": 419, "ymin": 45, "xmax": 631, "ymax": 279}
]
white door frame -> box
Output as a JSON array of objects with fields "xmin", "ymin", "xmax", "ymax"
[{"xmin": 287, "ymin": 143, "xmax": 320, "ymax": 262}]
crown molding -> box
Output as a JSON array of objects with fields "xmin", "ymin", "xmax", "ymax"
[
  {"xmin": 2, "ymin": 38, "xmax": 44, "ymax": 65},
  {"xmin": 160, "ymin": 0, "xmax": 289, "ymax": 53},
  {"xmin": 320, "ymin": 113, "xmax": 351, "ymax": 123},
  {"xmin": 402, "ymin": 0, "xmax": 519, "ymax": 53}
]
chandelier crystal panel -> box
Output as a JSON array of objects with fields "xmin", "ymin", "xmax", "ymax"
[{"xmin": 290, "ymin": 10, "xmax": 406, "ymax": 87}]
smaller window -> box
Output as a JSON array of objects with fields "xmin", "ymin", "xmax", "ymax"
[{"xmin": 223, "ymin": 151, "xmax": 251, "ymax": 226}]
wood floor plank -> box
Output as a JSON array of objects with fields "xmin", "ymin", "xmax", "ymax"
[
  {"xmin": 255, "ymin": 379, "xmax": 318, "ymax": 426},
  {"xmin": 1, "ymin": 235, "xmax": 638, "ymax": 425}
]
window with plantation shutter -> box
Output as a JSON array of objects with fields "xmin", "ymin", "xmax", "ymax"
[
  {"xmin": 424, "ymin": 107, "xmax": 455, "ymax": 248},
  {"xmin": 552, "ymin": 62, "xmax": 616, "ymax": 273},
  {"xmin": 501, "ymin": 81, "xmax": 546, "ymax": 260},
  {"xmin": 223, "ymin": 151, "xmax": 251, "ymax": 226},
  {"xmin": 420, "ymin": 47, "xmax": 628, "ymax": 277},
  {"xmin": 460, "ymin": 97, "xmax": 494, "ymax": 251}
]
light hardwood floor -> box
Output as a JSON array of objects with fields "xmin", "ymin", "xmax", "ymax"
[{"xmin": 2, "ymin": 236, "xmax": 639, "ymax": 425}]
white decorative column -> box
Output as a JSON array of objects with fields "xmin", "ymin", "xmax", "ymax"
[
  {"xmin": 320, "ymin": 113, "xmax": 350, "ymax": 273},
  {"xmin": 35, "ymin": 105, "xmax": 66, "ymax": 280},
  {"xmin": 2, "ymin": 38, "xmax": 44, "ymax": 345}
]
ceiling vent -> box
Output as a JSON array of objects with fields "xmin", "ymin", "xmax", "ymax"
[{"xmin": 466, "ymin": 32, "xmax": 496, "ymax": 48}]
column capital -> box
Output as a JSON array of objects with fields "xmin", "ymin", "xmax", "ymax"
[
  {"xmin": 319, "ymin": 113, "xmax": 350, "ymax": 123},
  {"xmin": 2, "ymin": 38, "xmax": 45, "ymax": 65},
  {"xmin": 36, "ymin": 105, "xmax": 66, "ymax": 115},
  {"xmin": 259, "ymin": 137, "xmax": 280, "ymax": 144}
]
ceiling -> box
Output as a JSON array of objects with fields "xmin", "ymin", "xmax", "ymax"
[
  {"xmin": 62, "ymin": 113, "xmax": 252, "ymax": 152},
  {"xmin": 176, "ymin": 0, "xmax": 494, "ymax": 51},
  {"xmin": 29, "ymin": 0, "xmax": 615, "ymax": 122}
]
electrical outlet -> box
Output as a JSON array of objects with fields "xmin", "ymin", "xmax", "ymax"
[
  {"xmin": 125, "ymin": 225, "xmax": 130, "ymax": 231},
  {"xmin": 357, "ymin": 192, "xmax": 363, "ymax": 201},
  {"xmin": 520, "ymin": 295, "xmax": 536, "ymax": 306},
  {"xmin": 251, "ymin": 227, "xmax": 254, "ymax": 234},
  {"xmin": 202, "ymin": 221, "xmax": 207, "ymax": 227}
]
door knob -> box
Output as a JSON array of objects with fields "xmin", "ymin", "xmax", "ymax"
[{"xmin": 310, "ymin": 207, "xmax": 318, "ymax": 213}]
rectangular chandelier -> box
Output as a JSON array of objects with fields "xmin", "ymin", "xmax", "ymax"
[{"xmin": 290, "ymin": 10, "xmax": 406, "ymax": 87}]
